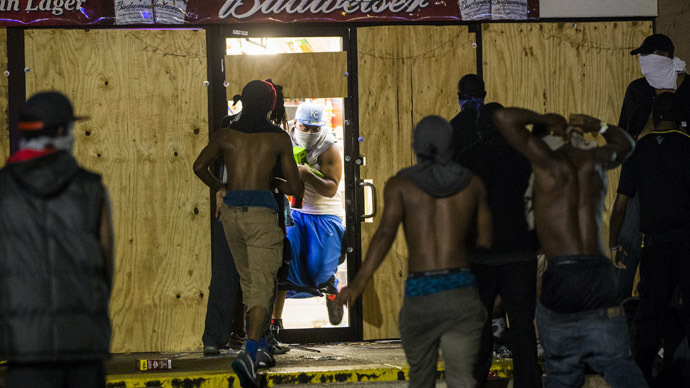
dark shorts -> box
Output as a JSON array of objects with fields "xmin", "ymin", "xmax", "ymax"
[{"xmin": 540, "ymin": 255, "xmax": 618, "ymax": 314}]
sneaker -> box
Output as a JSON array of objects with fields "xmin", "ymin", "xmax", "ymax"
[
  {"xmin": 227, "ymin": 332, "xmax": 246, "ymax": 351},
  {"xmin": 326, "ymin": 294, "xmax": 344, "ymax": 326},
  {"xmin": 203, "ymin": 345, "xmax": 219, "ymax": 356},
  {"xmin": 232, "ymin": 350, "xmax": 259, "ymax": 388},
  {"xmin": 255, "ymin": 348, "xmax": 276, "ymax": 369},
  {"xmin": 269, "ymin": 335, "xmax": 291, "ymax": 355}
]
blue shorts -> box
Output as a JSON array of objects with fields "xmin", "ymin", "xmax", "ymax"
[{"xmin": 285, "ymin": 211, "xmax": 345, "ymax": 294}]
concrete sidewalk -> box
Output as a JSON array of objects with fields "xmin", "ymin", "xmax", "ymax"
[{"xmin": 1, "ymin": 341, "xmax": 613, "ymax": 388}]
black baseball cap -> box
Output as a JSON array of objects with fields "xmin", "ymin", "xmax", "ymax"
[
  {"xmin": 18, "ymin": 91, "xmax": 87, "ymax": 132},
  {"xmin": 630, "ymin": 34, "xmax": 675, "ymax": 56}
]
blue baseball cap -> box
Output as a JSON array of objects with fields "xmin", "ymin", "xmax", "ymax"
[{"xmin": 295, "ymin": 102, "xmax": 326, "ymax": 127}]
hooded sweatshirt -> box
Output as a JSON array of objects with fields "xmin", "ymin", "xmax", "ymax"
[
  {"xmin": 0, "ymin": 150, "xmax": 111, "ymax": 362},
  {"xmin": 400, "ymin": 115, "xmax": 473, "ymax": 197}
]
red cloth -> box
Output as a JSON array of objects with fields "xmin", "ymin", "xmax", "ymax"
[{"xmin": 7, "ymin": 147, "xmax": 56, "ymax": 163}]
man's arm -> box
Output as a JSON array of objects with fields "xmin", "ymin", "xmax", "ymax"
[
  {"xmin": 607, "ymin": 193, "xmax": 629, "ymax": 268},
  {"xmin": 335, "ymin": 176, "xmax": 404, "ymax": 306},
  {"xmin": 99, "ymin": 191, "xmax": 115, "ymax": 293},
  {"xmin": 301, "ymin": 145, "xmax": 342, "ymax": 198},
  {"xmin": 569, "ymin": 114, "xmax": 635, "ymax": 169},
  {"xmin": 193, "ymin": 130, "xmax": 225, "ymax": 193},
  {"xmin": 473, "ymin": 177, "xmax": 492, "ymax": 249},
  {"xmin": 493, "ymin": 108, "xmax": 564, "ymax": 169},
  {"xmin": 275, "ymin": 133, "xmax": 304, "ymax": 197}
]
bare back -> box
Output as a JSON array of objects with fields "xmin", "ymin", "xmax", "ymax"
[
  {"xmin": 395, "ymin": 174, "xmax": 491, "ymax": 273},
  {"xmin": 532, "ymin": 146, "xmax": 608, "ymax": 259},
  {"xmin": 220, "ymin": 129, "xmax": 289, "ymax": 191},
  {"xmin": 192, "ymin": 126, "xmax": 302, "ymax": 197}
]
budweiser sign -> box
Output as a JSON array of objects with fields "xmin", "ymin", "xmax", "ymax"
[
  {"xmin": 218, "ymin": 0, "xmax": 432, "ymax": 19},
  {"xmin": 0, "ymin": 0, "xmax": 538, "ymax": 26}
]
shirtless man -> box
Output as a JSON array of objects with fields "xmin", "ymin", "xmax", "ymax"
[
  {"xmin": 193, "ymin": 80, "xmax": 303, "ymax": 388},
  {"xmin": 336, "ymin": 115, "xmax": 492, "ymax": 387},
  {"xmin": 494, "ymin": 108, "xmax": 647, "ymax": 388}
]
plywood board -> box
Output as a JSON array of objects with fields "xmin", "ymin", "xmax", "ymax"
[
  {"xmin": 483, "ymin": 21, "xmax": 652, "ymax": 258},
  {"xmin": 358, "ymin": 25, "xmax": 476, "ymax": 340},
  {"xmin": 25, "ymin": 29, "xmax": 210, "ymax": 353},
  {"xmin": 0, "ymin": 29, "xmax": 8, "ymax": 167},
  {"xmin": 225, "ymin": 52, "xmax": 348, "ymax": 98}
]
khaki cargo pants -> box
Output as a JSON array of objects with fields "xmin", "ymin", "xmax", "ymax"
[{"xmin": 221, "ymin": 205, "xmax": 283, "ymax": 311}]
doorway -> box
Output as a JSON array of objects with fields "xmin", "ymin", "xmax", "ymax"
[{"xmin": 212, "ymin": 25, "xmax": 362, "ymax": 343}]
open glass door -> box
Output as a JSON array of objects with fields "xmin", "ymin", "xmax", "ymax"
[{"xmin": 222, "ymin": 27, "xmax": 360, "ymax": 343}]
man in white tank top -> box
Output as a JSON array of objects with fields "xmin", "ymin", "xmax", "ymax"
[{"xmin": 271, "ymin": 101, "xmax": 346, "ymax": 336}]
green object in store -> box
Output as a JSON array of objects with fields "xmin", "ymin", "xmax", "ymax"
[{"xmin": 292, "ymin": 146, "xmax": 325, "ymax": 178}]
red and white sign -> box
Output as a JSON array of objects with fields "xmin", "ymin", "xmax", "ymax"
[{"xmin": 0, "ymin": 0, "xmax": 538, "ymax": 26}]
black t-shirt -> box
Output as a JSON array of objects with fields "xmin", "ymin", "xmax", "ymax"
[
  {"xmin": 617, "ymin": 130, "xmax": 690, "ymax": 233},
  {"xmin": 450, "ymin": 108, "xmax": 480, "ymax": 165},
  {"xmin": 463, "ymin": 136, "xmax": 539, "ymax": 264},
  {"xmin": 618, "ymin": 76, "xmax": 690, "ymax": 139}
]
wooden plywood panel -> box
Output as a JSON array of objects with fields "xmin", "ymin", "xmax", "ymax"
[
  {"xmin": 483, "ymin": 23, "xmax": 556, "ymax": 112},
  {"xmin": 358, "ymin": 25, "xmax": 476, "ymax": 340},
  {"xmin": 25, "ymin": 29, "xmax": 210, "ymax": 353},
  {"xmin": 225, "ymin": 52, "xmax": 348, "ymax": 98},
  {"xmin": 0, "ymin": 29, "xmax": 7, "ymax": 167},
  {"xmin": 484, "ymin": 21, "xmax": 652, "ymax": 257}
]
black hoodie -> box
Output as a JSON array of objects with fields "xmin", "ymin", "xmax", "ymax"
[{"xmin": 0, "ymin": 151, "xmax": 111, "ymax": 362}]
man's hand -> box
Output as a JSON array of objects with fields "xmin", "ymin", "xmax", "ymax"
[
  {"xmin": 215, "ymin": 188, "xmax": 227, "ymax": 219},
  {"xmin": 544, "ymin": 113, "xmax": 568, "ymax": 137},
  {"xmin": 607, "ymin": 244, "xmax": 628, "ymax": 269},
  {"xmin": 335, "ymin": 286, "xmax": 360, "ymax": 307},
  {"xmin": 297, "ymin": 164, "xmax": 312, "ymax": 181},
  {"xmin": 569, "ymin": 114, "xmax": 602, "ymax": 133}
]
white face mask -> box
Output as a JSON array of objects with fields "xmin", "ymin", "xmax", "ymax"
[
  {"xmin": 639, "ymin": 54, "xmax": 687, "ymax": 90},
  {"xmin": 294, "ymin": 128, "xmax": 322, "ymax": 150},
  {"xmin": 541, "ymin": 134, "xmax": 567, "ymax": 150}
]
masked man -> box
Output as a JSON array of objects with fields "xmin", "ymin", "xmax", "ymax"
[{"xmin": 272, "ymin": 101, "xmax": 346, "ymax": 330}]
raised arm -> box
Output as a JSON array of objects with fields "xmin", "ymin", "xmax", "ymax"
[
  {"xmin": 335, "ymin": 176, "xmax": 404, "ymax": 306},
  {"xmin": 493, "ymin": 108, "xmax": 564, "ymax": 169},
  {"xmin": 569, "ymin": 114, "xmax": 635, "ymax": 169},
  {"xmin": 275, "ymin": 132, "xmax": 304, "ymax": 197}
]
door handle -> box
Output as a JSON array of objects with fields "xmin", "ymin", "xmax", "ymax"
[{"xmin": 359, "ymin": 180, "xmax": 377, "ymax": 220}]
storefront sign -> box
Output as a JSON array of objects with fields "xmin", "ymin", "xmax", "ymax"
[{"xmin": 0, "ymin": 0, "xmax": 538, "ymax": 26}]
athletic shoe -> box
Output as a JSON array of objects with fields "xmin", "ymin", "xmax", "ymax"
[
  {"xmin": 203, "ymin": 345, "xmax": 219, "ymax": 356},
  {"xmin": 232, "ymin": 350, "xmax": 259, "ymax": 388},
  {"xmin": 227, "ymin": 332, "xmax": 246, "ymax": 351},
  {"xmin": 255, "ymin": 348, "xmax": 276, "ymax": 369},
  {"xmin": 326, "ymin": 294, "xmax": 344, "ymax": 326},
  {"xmin": 269, "ymin": 335, "xmax": 291, "ymax": 355}
]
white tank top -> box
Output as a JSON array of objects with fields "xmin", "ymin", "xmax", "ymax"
[{"xmin": 300, "ymin": 154, "xmax": 345, "ymax": 219}]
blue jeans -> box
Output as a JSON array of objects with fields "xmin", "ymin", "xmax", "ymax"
[{"xmin": 537, "ymin": 303, "xmax": 648, "ymax": 388}]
